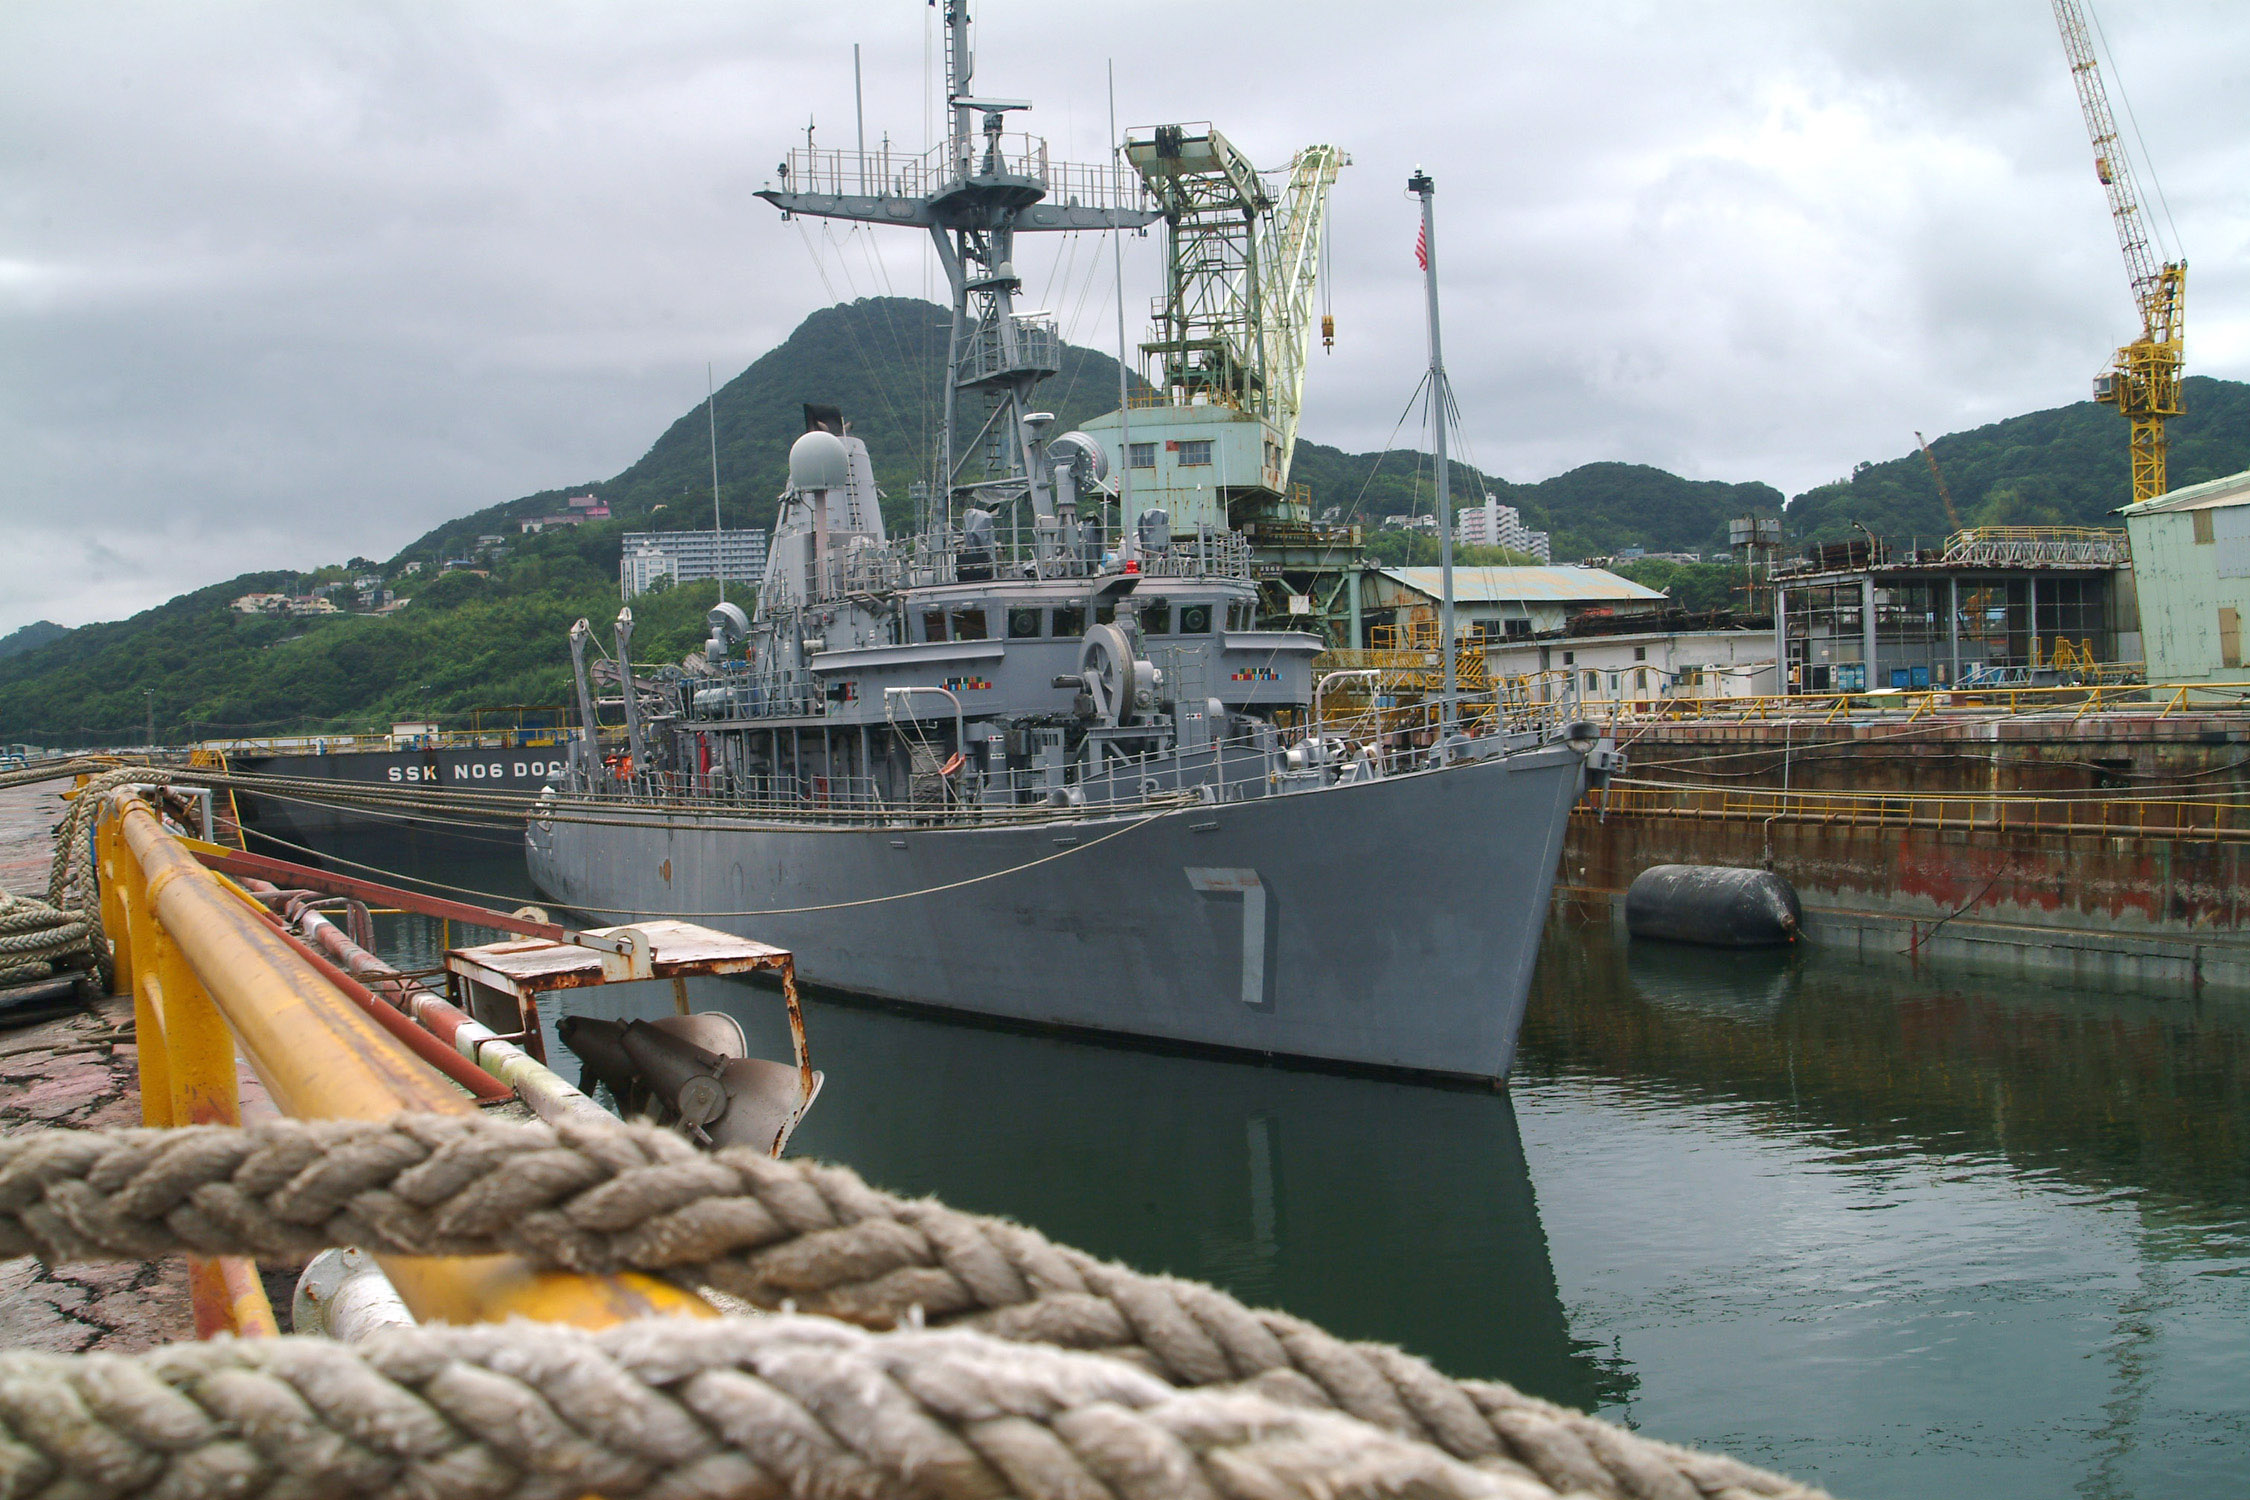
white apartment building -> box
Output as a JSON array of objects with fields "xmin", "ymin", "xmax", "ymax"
[
  {"xmin": 1455, "ymin": 497, "xmax": 1552, "ymax": 562},
  {"xmin": 622, "ymin": 546, "xmax": 677, "ymax": 598},
  {"xmin": 618, "ymin": 529, "xmax": 771, "ymax": 599}
]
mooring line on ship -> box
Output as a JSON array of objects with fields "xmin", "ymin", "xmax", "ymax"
[
  {"xmin": 225, "ymin": 807, "xmax": 1170, "ymax": 920},
  {"xmin": 176, "ymin": 767, "xmax": 1184, "ymax": 830}
]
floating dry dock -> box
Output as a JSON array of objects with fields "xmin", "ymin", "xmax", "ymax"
[{"xmin": 1563, "ymin": 694, "xmax": 2250, "ymax": 990}]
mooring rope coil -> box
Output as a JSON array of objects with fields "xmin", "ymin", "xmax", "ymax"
[
  {"xmin": 0, "ymin": 1315, "xmax": 1572, "ymax": 1500},
  {"xmin": 0, "ymin": 890, "xmax": 89, "ymax": 987},
  {"xmin": 40, "ymin": 767, "xmax": 176, "ymax": 988},
  {"xmin": 0, "ymin": 1114, "xmax": 1824, "ymax": 1500}
]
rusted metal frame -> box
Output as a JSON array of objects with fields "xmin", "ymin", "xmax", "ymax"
[
  {"xmin": 98, "ymin": 805, "xmax": 281, "ymax": 1340},
  {"xmin": 108, "ymin": 793, "xmax": 716, "ymax": 1329},
  {"xmin": 777, "ymin": 956, "xmax": 816, "ymax": 1107}
]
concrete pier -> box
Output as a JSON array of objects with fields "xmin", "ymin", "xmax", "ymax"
[{"xmin": 1, "ymin": 780, "xmax": 194, "ymax": 1351}]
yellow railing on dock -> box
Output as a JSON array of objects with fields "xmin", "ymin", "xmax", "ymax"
[
  {"xmin": 1501, "ymin": 678, "xmax": 2247, "ymax": 726},
  {"xmin": 1588, "ymin": 778, "xmax": 2250, "ymax": 841},
  {"xmin": 94, "ymin": 788, "xmax": 715, "ymax": 1336}
]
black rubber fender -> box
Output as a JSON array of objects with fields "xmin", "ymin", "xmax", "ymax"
[{"xmin": 1625, "ymin": 864, "xmax": 1801, "ymax": 947}]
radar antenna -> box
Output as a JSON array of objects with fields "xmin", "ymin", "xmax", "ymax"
[{"xmin": 756, "ymin": 2, "xmax": 1158, "ymax": 564}]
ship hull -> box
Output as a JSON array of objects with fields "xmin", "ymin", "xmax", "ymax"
[
  {"xmin": 225, "ymin": 747, "xmax": 566, "ymax": 854},
  {"xmin": 527, "ymin": 743, "xmax": 1588, "ymax": 1079}
]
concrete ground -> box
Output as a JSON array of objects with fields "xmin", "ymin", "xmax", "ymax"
[
  {"xmin": 1, "ymin": 777, "xmax": 211, "ymax": 1351},
  {"xmin": 0, "ymin": 1000, "xmax": 197, "ymax": 1352},
  {"xmin": 0, "ymin": 780, "xmax": 67, "ymax": 900}
]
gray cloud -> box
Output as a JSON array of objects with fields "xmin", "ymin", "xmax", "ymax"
[{"xmin": 4, "ymin": 0, "xmax": 2244, "ymax": 631}]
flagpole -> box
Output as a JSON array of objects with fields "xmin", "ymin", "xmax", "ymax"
[
  {"xmin": 708, "ymin": 362, "xmax": 725, "ymax": 605},
  {"xmin": 1410, "ymin": 167, "xmax": 1455, "ymax": 746}
]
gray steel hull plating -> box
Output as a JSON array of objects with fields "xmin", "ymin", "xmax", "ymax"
[{"xmin": 527, "ymin": 744, "xmax": 1587, "ymax": 1079}]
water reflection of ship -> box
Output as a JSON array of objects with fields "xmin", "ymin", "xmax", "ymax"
[
  {"xmin": 1529, "ymin": 922, "xmax": 2250, "ymax": 1230},
  {"xmin": 548, "ymin": 973, "xmax": 1632, "ymax": 1410}
]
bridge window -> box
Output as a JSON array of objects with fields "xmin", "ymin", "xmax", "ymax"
[
  {"xmin": 1007, "ymin": 607, "xmax": 1044, "ymax": 639},
  {"xmin": 1176, "ymin": 440, "xmax": 1213, "ymax": 467},
  {"xmin": 922, "ymin": 611, "xmax": 949, "ymax": 643},
  {"xmin": 1180, "ymin": 603, "xmax": 1213, "ymax": 634},
  {"xmin": 1054, "ymin": 604, "xmax": 1085, "ymax": 638},
  {"xmin": 951, "ymin": 607, "xmax": 989, "ymax": 641},
  {"xmin": 1140, "ymin": 599, "xmax": 1172, "ymax": 635}
]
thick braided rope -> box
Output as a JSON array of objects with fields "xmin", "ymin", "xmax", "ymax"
[
  {"xmin": 0, "ymin": 1315, "xmax": 1557, "ymax": 1500},
  {"xmin": 0, "ymin": 890, "xmax": 91, "ymax": 985},
  {"xmin": 0, "ymin": 759, "xmax": 108, "ymax": 794},
  {"xmin": 0, "ymin": 1115, "xmax": 1825, "ymax": 1500},
  {"xmin": 44, "ymin": 768, "xmax": 170, "ymax": 986}
]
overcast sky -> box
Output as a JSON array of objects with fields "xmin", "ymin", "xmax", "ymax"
[{"xmin": 4, "ymin": 1, "xmax": 2245, "ymax": 633}]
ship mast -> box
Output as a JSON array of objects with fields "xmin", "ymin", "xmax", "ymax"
[
  {"xmin": 1409, "ymin": 168, "xmax": 1456, "ymax": 741},
  {"xmin": 756, "ymin": 2, "xmax": 1157, "ymax": 563}
]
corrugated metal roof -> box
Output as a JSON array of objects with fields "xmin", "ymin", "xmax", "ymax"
[
  {"xmin": 2119, "ymin": 467, "xmax": 2250, "ymax": 515},
  {"xmin": 1377, "ymin": 566, "xmax": 1667, "ymax": 603}
]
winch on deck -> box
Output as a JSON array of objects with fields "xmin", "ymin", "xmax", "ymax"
[{"xmin": 448, "ymin": 919, "xmax": 822, "ymax": 1156}]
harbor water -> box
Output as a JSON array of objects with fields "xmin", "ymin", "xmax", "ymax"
[{"xmin": 362, "ymin": 832, "xmax": 2249, "ymax": 1500}]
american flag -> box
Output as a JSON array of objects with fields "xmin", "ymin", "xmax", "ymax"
[{"xmin": 1414, "ymin": 221, "xmax": 1427, "ymax": 270}]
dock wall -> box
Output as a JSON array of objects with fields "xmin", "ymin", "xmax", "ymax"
[{"xmin": 1561, "ymin": 712, "xmax": 2250, "ymax": 993}]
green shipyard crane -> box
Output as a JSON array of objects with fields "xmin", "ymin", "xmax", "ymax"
[{"xmin": 1082, "ymin": 127, "xmax": 1357, "ymax": 638}]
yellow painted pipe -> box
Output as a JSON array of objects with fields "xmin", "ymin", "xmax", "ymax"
[{"xmin": 111, "ymin": 795, "xmax": 714, "ymax": 1328}]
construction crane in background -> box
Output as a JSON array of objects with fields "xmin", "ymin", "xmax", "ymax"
[
  {"xmin": 1914, "ymin": 431, "xmax": 1965, "ymax": 532},
  {"xmin": 2052, "ymin": 0, "xmax": 2186, "ymax": 503}
]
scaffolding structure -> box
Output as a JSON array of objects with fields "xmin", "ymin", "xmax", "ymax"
[{"xmin": 1777, "ymin": 530, "xmax": 2135, "ymax": 692}]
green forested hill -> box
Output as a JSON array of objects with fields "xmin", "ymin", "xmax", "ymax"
[
  {"xmin": 1779, "ymin": 376, "xmax": 2250, "ymax": 547},
  {"xmin": 1288, "ymin": 441, "xmax": 1785, "ymax": 562},
  {"xmin": 2, "ymin": 293, "xmax": 2243, "ymax": 745},
  {"xmin": 0, "ymin": 621, "xmax": 70, "ymax": 661},
  {"xmin": 0, "ymin": 536, "xmax": 734, "ymax": 747},
  {"xmin": 398, "ymin": 298, "xmax": 1140, "ymax": 567}
]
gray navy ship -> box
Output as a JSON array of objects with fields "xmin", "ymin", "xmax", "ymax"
[{"xmin": 527, "ymin": 2, "xmax": 1616, "ymax": 1080}]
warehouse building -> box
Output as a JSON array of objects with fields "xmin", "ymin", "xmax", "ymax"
[{"xmin": 2119, "ymin": 468, "xmax": 2250, "ymax": 684}]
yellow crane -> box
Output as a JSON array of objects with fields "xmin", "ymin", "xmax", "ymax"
[{"xmin": 2052, "ymin": 0, "xmax": 2186, "ymax": 503}]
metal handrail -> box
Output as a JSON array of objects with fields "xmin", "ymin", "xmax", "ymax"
[
  {"xmin": 1544, "ymin": 676, "xmax": 2242, "ymax": 725},
  {"xmin": 96, "ymin": 790, "xmax": 717, "ymax": 1334},
  {"xmin": 196, "ymin": 729, "xmax": 568, "ymax": 755},
  {"xmin": 1586, "ymin": 778, "xmax": 2250, "ymax": 841},
  {"xmin": 1940, "ymin": 526, "xmax": 2131, "ymax": 567}
]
